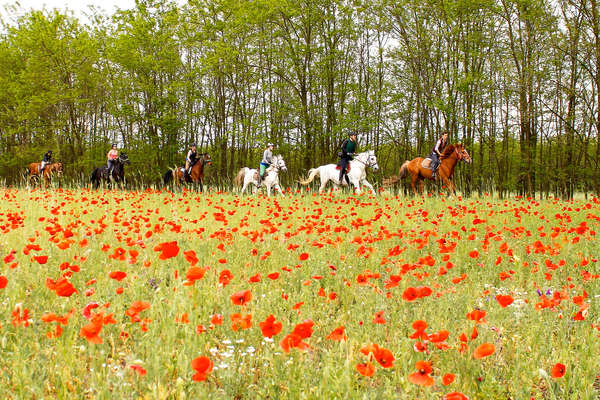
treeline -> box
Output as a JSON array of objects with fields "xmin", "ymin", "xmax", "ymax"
[{"xmin": 0, "ymin": 0, "xmax": 599, "ymax": 197}]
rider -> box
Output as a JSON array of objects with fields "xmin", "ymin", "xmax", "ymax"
[
  {"xmin": 338, "ymin": 131, "xmax": 357, "ymax": 184},
  {"xmin": 430, "ymin": 131, "xmax": 448, "ymax": 178},
  {"xmin": 185, "ymin": 143, "xmax": 198, "ymax": 177},
  {"xmin": 40, "ymin": 150, "xmax": 52, "ymax": 173},
  {"xmin": 259, "ymin": 143, "xmax": 274, "ymax": 185},
  {"xmin": 107, "ymin": 143, "xmax": 118, "ymax": 176}
]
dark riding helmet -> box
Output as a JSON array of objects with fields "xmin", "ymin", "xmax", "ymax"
[
  {"xmin": 190, "ymin": 143, "xmax": 197, "ymax": 147},
  {"xmin": 349, "ymin": 131, "xmax": 358, "ymax": 138},
  {"xmin": 47, "ymin": 150, "xmax": 52, "ymax": 153},
  {"xmin": 111, "ymin": 143, "xmax": 117, "ymax": 148}
]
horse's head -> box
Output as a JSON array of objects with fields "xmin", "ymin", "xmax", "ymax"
[
  {"xmin": 54, "ymin": 162, "xmax": 63, "ymax": 176},
  {"xmin": 202, "ymin": 153, "xmax": 212, "ymax": 166},
  {"xmin": 358, "ymin": 150, "xmax": 379, "ymax": 172},
  {"xmin": 119, "ymin": 153, "xmax": 131, "ymax": 165},
  {"xmin": 274, "ymin": 155, "xmax": 287, "ymax": 172},
  {"xmin": 455, "ymin": 144, "xmax": 472, "ymax": 164}
]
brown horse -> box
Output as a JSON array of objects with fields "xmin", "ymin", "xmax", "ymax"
[
  {"xmin": 384, "ymin": 143, "xmax": 471, "ymax": 195},
  {"xmin": 26, "ymin": 162, "xmax": 63, "ymax": 187},
  {"xmin": 163, "ymin": 153, "xmax": 211, "ymax": 191}
]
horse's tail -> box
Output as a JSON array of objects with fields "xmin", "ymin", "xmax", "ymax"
[
  {"xmin": 234, "ymin": 168, "xmax": 246, "ymax": 187},
  {"xmin": 163, "ymin": 169, "xmax": 173, "ymax": 185},
  {"xmin": 23, "ymin": 168, "xmax": 30, "ymax": 178},
  {"xmin": 299, "ymin": 168, "xmax": 319, "ymax": 185},
  {"xmin": 383, "ymin": 161, "xmax": 409, "ymax": 187}
]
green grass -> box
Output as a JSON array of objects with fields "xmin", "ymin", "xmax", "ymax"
[{"xmin": 0, "ymin": 188, "xmax": 598, "ymax": 399}]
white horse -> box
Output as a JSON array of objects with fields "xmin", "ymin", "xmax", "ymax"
[
  {"xmin": 234, "ymin": 155, "xmax": 287, "ymax": 196},
  {"xmin": 299, "ymin": 150, "xmax": 379, "ymax": 194}
]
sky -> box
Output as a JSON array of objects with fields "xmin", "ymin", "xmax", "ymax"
[{"xmin": 0, "ymin": 0, "xmax": 138, "ymax": 24}]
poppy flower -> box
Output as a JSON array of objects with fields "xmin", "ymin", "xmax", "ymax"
[
  {"xmin": 109, "ymin": 271, "xmax": 127, "ymax": 281},
  {"xmin": 551, "ymin": 363, "xmax": 566, "ymax": 378},
  {"xmin": 191, "ymin": 356, "xmax": 213, "ymax": 382},
  {"xmin": 473, "ymin": 343, "xmax": 495, "ymax": 359},
  {"xmin": 408, "ymin": 360, "xmax": 434, "ymax": 386},
  {"xmin": 299, "ymin": 252, "xmax": 309, "ymax": 261},
  {"xmin": 129, "ymin": 364, "xmax": 147, "ymax": 376},
  {"xmin": 183, "ymin": 250, "xmax": 199, "ymax": 265},
  {"xmin": 211, "ymin": 314, "xmax": 224, "ymax": 326},
  {"xmin": 280, "ymin": 333, "xmax": 309, "ymax": 353},
  {"xmin": 373, "ymin": 345, "xmax": 395, "ymax": 368},
  {"xmin": 466, "ymin": 309, "xmax": 486, "ymax": 324},
  {"xmin": 373, "ymin": 310, "xmax": 386, "ymax": 324},
  {"xmin": 230, "ymin": 290, "xmax": 252, "ymax": 306},
  {"xmin": 259, "ymin": 314, "xmax": 282, "ymax": 338},
  {"xmin": 443, "ymin": 393, "xmax": 469, "ymax": 400},
  {"xmin": 80, "ymin": 313, "xmax": 104, "ymax": 344},
  {"xmin": 33, "ymin": 255, "xmax": 48, "ymax": 264},
  {"xmin": 219, "ymin": 270, "xmax": 233, "ymax": 287},
  {"xmin": 326, "ymin": 326, "xmax": 347, "ymax": 341},
  {"xmin": 355, "ymin": 362, "xmax": 375, "ymax": 377},
  {"xmin": 291, "ymin": 319, "xmax": 314, "ymax": 339},
  {"xmin": 230, "ymin": 313, "xmax": 252, "ymax": 331},
  {"xmin": 496, "ymin": 295, "xmax": 514, "ymax": 308},
  {"xmin": 409, "ymin": 320, "xmax": 428, "ymax": 340},
  {"xmin": 442, "ymin": 373, "xmax": 455, "ymax": 385},
  {"xmin": 153, "ymin": 241, "xmax": 179, "ymax": 260},
  {"xmin": 469, "ymin": 250, "xmax": 479, "ymax": 259},
  {"xmin": 184, "ymin": 266, "xmax": 206, "ymax": 285},
  {"xmin": 0, "ymin": 276, "xmax": 7, "ymax": 289},
  {"xmin": 402, "ymin": 287, "xmax": 419, "ymax": 301}
]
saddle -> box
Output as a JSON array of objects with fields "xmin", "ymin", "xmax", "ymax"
[
  {"xmin": 421, "ymin": 158, "xmax": 432, "ymax": 169},
  {"xmin": 335, "ymin": 164, "xmax": 351, "ymax": 172}
]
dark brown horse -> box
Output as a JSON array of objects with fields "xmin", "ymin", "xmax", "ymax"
[
  {"xmin": 26, "ymin": 162, "xmax": 63, "ymax": 187},
  {"xmin": 163, "ymin": 153, "xmax": 211, "ymax": 191},
  {"xmin": 384, "ymin": 143, "xmax": 471, "ymax": 195}
]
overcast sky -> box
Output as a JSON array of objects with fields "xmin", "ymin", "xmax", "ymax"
[{"xmin": 1, "ymin": 0, "xmax": 138, "ymax": 24}]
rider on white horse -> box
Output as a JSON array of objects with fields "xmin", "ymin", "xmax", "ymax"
[
  {"xmin": 259, "ymin": 143, "xmax": 274, "ymax": 185},
  {"xmin": 300, "ymin": 150, "xmax": 379, "ymax": 195},
  {"xmin": 338, "ymin": 132, "xmax": 358, "ymax": 184},
  {"xmin": 235, "ymin": 154, "xmax": 287, "ymax": 196}
]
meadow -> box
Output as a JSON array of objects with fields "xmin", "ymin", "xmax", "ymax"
[{"xmin": 0, "ymin": 187, "xmax": 598, "ymax": 399}]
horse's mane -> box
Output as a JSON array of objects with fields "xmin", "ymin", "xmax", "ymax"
[{"xmin": 440, "ymin": 144, "xmax": 456, "ymax": 159}]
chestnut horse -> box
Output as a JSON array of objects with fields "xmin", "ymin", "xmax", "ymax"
[
  {"xmin": 26, "ymin": 162, "xmax": 63, "ymax": 187},
  {"xmin": 163, "ymin": 153, "xmax": 211, "ymax": 191},
  {"xmin": 384, "ymin": 143, "xmax": 471, "ymax": 195}
]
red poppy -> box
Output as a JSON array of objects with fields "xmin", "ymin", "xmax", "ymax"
[
  {"xmin": 402, "ymin": 287, "xmax": 419, "ymax": 301},
  {"xmin": 183, "ymin": 250, "xmax": 199, "ymax": 265},
  {"xmin": 191, "ymin": 356, "xmax": 213, "ymax": 382},
  {"xmin": 409, "ymin": 320, "xmax": 428, "ymax": 340},
  {"xmin": 153, "ymin": 241, "xmax": 179, "ymax": 260},
  {"xmin": 280, "ymin": 333, "xmax": 310, "ymax": 353},
  {"xmin": 442, "ymin": 373, "xmax": 455, "ymax": 385},
  {"xmin": 80, "ymin": 313, "xmax": 104, "ymax": 344},
  {"xmin": 473, "ymin": 343, "xmax": 495, "ymax": 359},
  {"xmin": 0, "ymin": 276, "xmax": 7, "ymax": 289},
  {"xmin": 230, "ymin": 290, "xmax": 252, "ymax": 306},
  {"xmin": 408, "ymin": 360, "xmax": 434, "ymax": 386},
  {"xmin": 496, "ymin": 295, "xmax": 514, "ymax": 308},
  {"xmin": 230, "ymin": 313, "xmax": 252, "ymax": 331},
  {"xmin": 355, "ymin": 362, "xmax": 375, "ymax": 377},
  {"xmin": 372, "ymin": 310, "xmax": 386, "ymax": 324},
  {"xmin": 183, "ymin": 266, "xmax": 206, "ymax": 285},
  {"xmin": 326, "ymin": 326, "xmax": 348, "ymax": 341},
  {"xmin": 259, "ymin": 314, "xmax": 282, "ymax": 338},
  {"xmin": 466, "ymin": 309, "xmax": 486, "ymax": 324},
  {"xmin": 291, "ymin": 319, "xmax": 314, "ymax": 339},
  {"xmin": 109, "ymin": 271, "xmax": 127, "ymax": 281},
  {"xmin": 443, "ymin": 393, "xmax": 469, "ymax": 400},
  {"xmin": 469, "ymin": 250, "xmax": 479, "ymax": 259},
  {"xmin": 219, "ymin": 270, "xmax": 233, "ymax": 287},
  {"xmin": 551, "ymin": 363, "xmax": 566, "ymax": 378},
  {"xmin": 211, "ymin": 314, "xmax": 224, "ymax": 326},
  {"xmin": 129, "ymin": 364, "xmax": 147, "ymax": 376},
  {"xmin": 33, "ymin": 255, "xmax": 48, "ymax": 264},
  {"xmin": 373, "ymin": 345, "xmax": 395, "ymax": 368},
  {"xmin": 299, "ymin": 252, "xmax": 309, "ymax": 261}
]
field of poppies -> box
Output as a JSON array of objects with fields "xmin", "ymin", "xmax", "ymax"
[{"xmin": 0, "ymin": 187, "xmax": 598, "ymax": 399}]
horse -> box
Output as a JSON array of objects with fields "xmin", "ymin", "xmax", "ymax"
[
  {"xmin": 163, "ymin": 153, "xmax": 211, "ymax": 191},
  {"xmin": 25, "ymin": 162, "xmax": 63, "ymax": 187},
  {"xmin": 299, "ymin": 150, "xmax": 379, "ymax": 195},
  {"xmin": 383, "ymin": 143, "xmax": 472, "ymax": 195},
  {"xmin": 90, "ymin": 153, "xmax": 130, "ymax": 189},
  {"xmin": 234, "ymin": 155, "xmax": 287, "ymax": 196}
]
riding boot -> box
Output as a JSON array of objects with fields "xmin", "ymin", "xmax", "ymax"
[
  {"xmin": 338, "ymin": 170, "xmax": 345, "ymax": 184},
  {"xmin": 344, "ymin": 174, "xmax": 350, "ymax": 185}
]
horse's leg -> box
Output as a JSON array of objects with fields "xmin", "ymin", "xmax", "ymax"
[
  {"xmin": 199, "ymin": 179, "xmax": 203, "ymax": 193},
  {"xmin": 361, "ymin": 178, "xmax": 375, "ymax": 195},
  {"xmin": 419, "ymin": 179, "xmax": 425, "ymax": 195},
  {"xmin": 410, "ymin": 174, "xmax": 419, "ymax": 196},
  {"xmin": 266, "ymin": 183, "xmax": 272, "ymax": 196},
  {"xmin": 275, "ymin": 184, "xmax": 284, "ymax": 197},
  {"xmin": 441, "ymin": 175, "xmax": 456, "ymax": 196},
  {"xmin": 319, "ymin": 178, "xmax": 328, "ymax": 194},
  {"xmin": 241, "ymin": 181, "xmax": 247, "ymax": 194}
]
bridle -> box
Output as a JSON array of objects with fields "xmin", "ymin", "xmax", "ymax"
[{"xmin": 353, "ymin": 152, "xmax": 378, "ymax": 169}]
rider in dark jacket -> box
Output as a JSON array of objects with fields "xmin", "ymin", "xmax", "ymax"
[
  {"xmin": 40, "ymin": 150, "xmax": 52, "ymax": 172},
  {"xmin": 430, "ymin": 131, "xmax": 448, "ymax": 178},
  {"xmin": 185, "ymin": 143, "xmax": 197, "ymax": 177},
  {"xmin": 338, "ymin": 132, "xmax": 357, "ymax": 184}
]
